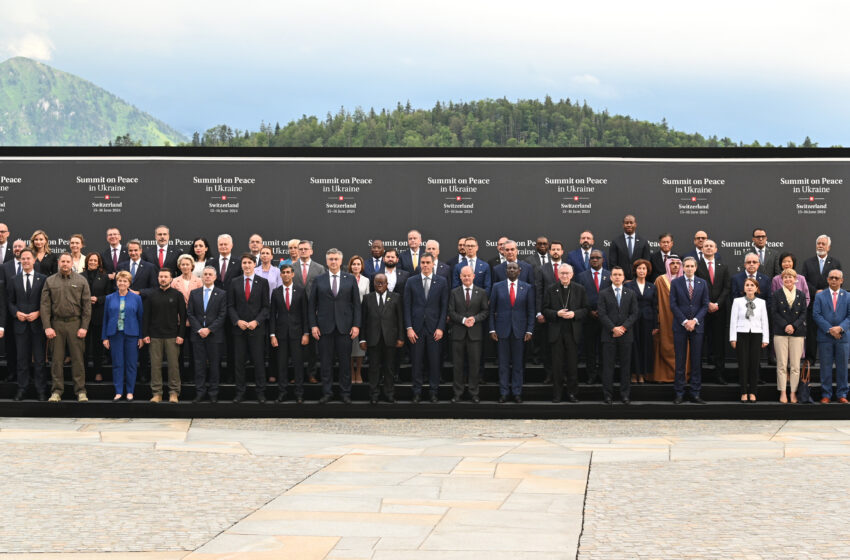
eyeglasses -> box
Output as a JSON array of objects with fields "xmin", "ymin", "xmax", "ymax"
[{"xmin": 753, "ymin": 235, "xmax": 766, "ymax": 239}]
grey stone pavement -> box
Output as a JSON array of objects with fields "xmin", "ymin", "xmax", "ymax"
[{"xmin": 0, "ymin": 418, "xmax": 849, "ymax": 559}]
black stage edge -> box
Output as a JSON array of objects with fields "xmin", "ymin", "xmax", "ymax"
[{"xmin": 1, "ymin": 400, "xmax": 847, "ymax": 420}]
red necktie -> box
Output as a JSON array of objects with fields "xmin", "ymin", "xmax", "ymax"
[
  {"xmin": 245, "ymin": 277, "xmax": 251, "ymax": 301},
  {"xmin": 302, "ymin": 263, "xmax": 308, "ymax": 284},
  {"xmin": 553, "ymin": 262, "xmax": 558, "ymax": 279},
  {"xmin": 594, "ymin": 271, "xmax": 600, "ymax": 292},
  {"xmin": 220, "ymin": 258, "xmax": 227, "ymax": 279},
  {"xmin": 158, "ymin": 247, "xmax": 164, "ymax": 268},
  {"xmin": 112, "ymin": 248, "xmax": 118, "ymax": 270},
  {"xmin": 285, "ymin": 286, "xmax": 290, "ymax": 310},
  {"xmin": 833, "ymin": 291, "xmax": 838, "ymax": 312},
  {"xmin": 708, "ymin": 261, "xmax": 714, "ymax": 284},
  {"xmin": 509, "ymin": 282, "xmax": 516, "ymax": 306},
  {"xmin": 465, "ymin": 287, "xmax": 471, "ymax": 305}
]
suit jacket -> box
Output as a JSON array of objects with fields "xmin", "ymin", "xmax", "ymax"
[
  {"xmin": 205, "ymin": 254, "xmax": 241, "ymax": 290},
  {"xmin": 492, "ymin": 260, "xmax": 541, "ymax": 313},
  {"xmin": 0, "ymin": 259, "xmax": 19, "ymax": 319},
  {"xmin": 186, "ymin": 285, "xmax": 228, "ymax": 342},
  {"xmin": 452, "ymin": 258, "xmax": 491, "ymax": 292},
  {"xmin": 434, "ymin": 261, "xmax": 452, "ymax": 286},
  {"xmin": 101, "ymin": 245, "xmax": 130, "ymax": 275},
  {"xmin": 403, "ymin": 273, "xmax": 449, "ymax": 335},
  {"xmin": 524, "ymin": 252, "xmax": 551, "ymax": 268},
  {"xmin": 696, "ymin": 259, "xmax": 731, "ymax": 309},
  {"xmin": 308, "ymin": 272, "xmax": 361, "ymax": 334},
  {"xmin": 756, "ymin": 246, "xmax": 782, "ymax": 278},
  {"xmin": 801, "ymin": 255, "xmax": 842, "ymax": 301},
  {"xmin": 142, "ymin": 244, "xmax": 182, "ymax": 275},
  {"xmin": 34, "ymin": 253, "xmax": 57, "ymax": 276},
  {"xmin": 488, "ymin": 279, "xmax": 535, "ymax": 339},
  {"xmin": 542, "ymin": 281, "xmax": 588, "ymax": 343},
  {"xmin": 597, "ymin": 285, "xmax": 639, "ymax": 342},
  {"xmin": 488, "ymin": 256, "xmax": 506, "ymax": 272},
  {"xmin": 399, "ymin": 248, "xmax": 424, "ymax": 274},
  {"xmin": 7, "ymin": 271, "xmax": 46, "ymax": 334},
  {"xmin": 608, "ymin": 233, "xmax": 651, "ymax": 279},
  {"xmin": 363, "ymin": 256, "xmax": 385, "ymax": 279},
  {"xmin": 669, "ymin": 276, "xmax": 710, "ymax": 334},
  {"xmin": 0, "ymin": 243, "xmax": 12, "ymax": 264},
  {"xmin": 378, "ymin": 268, "xmax": 410, "ymax": 295},
  {"xmin": 813, "ymin": 288, "xmax": 850, "ymax": 343},
  {"xmin": 648, "ymin": 251, "xmax": 670, "ymax": 283},
  {"xmin": 292, "ymin": 260, "xmax": 326, "ymax": 297},
  {"xmin": 101, "ymin": 290, "xmax": 143, "ymax": 339},
  {"xmin": 576, "ymin": 268, "xmax": 611, "ymax": 311},
  {"xmin": 625, "ymin": 280, "xmax": 658, "ymax": 325},
  {"xmin": 683, "ymin": 249, "xmax": 724, "ymax": 265},
  {"xmin": 769, "ymin": 288, "xmax": 806, "ymax": 336},
  {"xmin": 227, "ymin": 275, "xmax": 270, "ymax": 326},
  {"xmin": 730, "ymin": 271, "xmax": 772, "ymax": 302},
  {"xmin": 117, "ymin": 259, "xmax": 156, "ymax": 292},
  {"xmin": 269, "ymin": 284, "xmax": 309, "ymax": 340},
  {"xmin": 538, "ymin": 260, "xmax": 565, "ymax": 291},
  {"xmin": 565, "ymin": 248, "xmax": 608, "ymax": 276},
  {"xmin": 448, "ymin": 284, "xmax": 489, "ymax": 341},
  {"xmin": 360, "ymin": 290, "xmax": 404, "ymax": 347}
]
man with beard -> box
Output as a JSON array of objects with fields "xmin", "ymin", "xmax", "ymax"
[
  {"xmin": 380, "ymin": 249, "xmax": 409, "ymax": 295},
  {"xmin": 566, "ymin": 230, "xmax": 607, "ymax": 275}
]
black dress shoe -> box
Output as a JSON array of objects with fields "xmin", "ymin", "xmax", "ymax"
[
  {"xmin": 318, "ymin": 395, "xmax": 330, "ymax": 405},
  {"xmin": 567, "ymin": 394, "xmax": 579, "ymax": 403},
  {"xmin": 673, "ymin": 395, "xmax": 684, "ymax": 404},
  {"xmin": 430, "ymin": 395, "xmax": 438, "ymax": 403},
  {"xmin": 514, "ymin": 396, "xmax": 523, "ymax": 404},
  {"xmin": 498, "ymin": 395, "xmax": 507, "ymax": 403},
  {"xmin": 621, "ymin": 398, "xmax": 631, "ymax": 405},
  {"xmin": 192, "ymin": 395, "xmax": 205, "ymax": 404},
  {"xmin": 296, "ymin": 397, "xmax": 304, "ymax": 404},
  {"xmin": 257, "ymin": 394, "xmax": 266, "ymax": 404},
  {"xmin": 716, "ymin": 374, "xmax": 728, "ymax": 385},
  {"xmin": 233, "ymin": 393, "xmax": 244, "ymax": 404},
  {"xmin": 472, "ymin": 396, "xmax": 480, "ymax": 404},
  {"xmin": 603, "ymin": 398, "xmax": 613, "ymax": 405},
  {"xmin": 13, "ymin": 389, "xmax": 24, "ymax": 401},
  {"xmin": 412, "ymin": 394, "xmax": 421, "ymax": 404},
  {"xmin": 209, "ymin": 395, "xmax": 218, "ymax": 404},
  {"xmin": 276, "ymin": 393, "xmax": 286, "ymax": 403},
  {"xmin": 386, "ymin": 397, "xmax": 396, "ymax": 404},
  {"xmin": 691, "ymin": 396, "xmax": 707, "ymax": 404},
  {"xmin": 37, "ymin": 392, "xmax": 47, "ymax": 402},
  {"xmin": 342, "ymin": 396, "xmax": 352, "ymax": 404}
]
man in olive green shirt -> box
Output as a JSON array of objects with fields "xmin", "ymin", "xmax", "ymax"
[{"xmin": 41, "ymin": 253, "xmax": 92, "ymax": 402}]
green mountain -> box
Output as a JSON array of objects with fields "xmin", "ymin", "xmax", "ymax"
[{"xmin": 0, "ymin": 57, "xmax": 187, "ymax": 146}]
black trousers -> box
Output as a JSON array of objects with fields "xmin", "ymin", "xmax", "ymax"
[
  {"xmin": 583, "ymin": 315, "xmax": 602, "ymax": 379},
  {"xmin": 16, "ymin": 327, "xmax": 46, "ymax": 391},
  {"xmin": 276, "ymin": 335, "xmax": 304, "ymax": 397},
  {"xmin": 704, "ymin": 309, "xmax": 727, "ymax": 374},
  {"xmin": 192, "ymin": 335, "xmax": 221, "ymax": 397},
  {"xmin": 602, "ymin": 338, "xmax": 632, "ymax": 400},
  {"xmin": 232, "ymin": 326, "xmax": 266, "ymax": 395},
  {"xmin": 84, "ymin": 324, "xmax": 105, "ymax": 380},
  {"xmin": 551, "ymin": 330, "xmax": 579, "ymax": 399},
  {"xmin": 318, "ymin": 329, "xmax": 353, "ymax": 397},
  {"xmin": 736, "ymin": 332, "xmax": 762, "ymax": 395},
  {"xmin": 367, "ymin": 342, "xmax": 397, "ymax": 400}
]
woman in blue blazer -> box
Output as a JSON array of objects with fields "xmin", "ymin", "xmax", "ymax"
[
  {"xmin": 626, "ymin": 260, "xmax": 658, "ymax": 383},
  {"xmin": 102, "ymin": 271, "xmax": 144, "ymax": 400}
]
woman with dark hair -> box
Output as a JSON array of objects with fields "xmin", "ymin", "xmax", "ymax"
[
  {"xmin": 626, "ymin": 259, "xmax": 657, "ymax": 383},
  {"xmin": 29, "ymin": 229, "xmax": 57, "ymax": 275},
  {"xmin": 730, "ymin": 277, "xmax": 770, "ymax": 402},
  {"xmin": 348, "ymin": 254, "xmax": 370, "ymax": 384},
  {"xmin": 84, "ymin": 252, "xmax": 113, "ymax": 382},
  {"xmin": 770, "ymin": 252, "xmax": 810, "ymax": 306},
  {"xmin": 190, "ymin": 237, "xmax": 212, "ymax": 278}
]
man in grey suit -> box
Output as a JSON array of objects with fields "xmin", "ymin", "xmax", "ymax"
[
  {"xmin": 448, "ymin": 265, "xmax": 489, "ymax": 403},
  {"xmin": 294, "ymin": 239, "xmax": 325, "ymax": 382},
  {"xmin": 752, "ymin": 228, "xmax": 782, "ymax": 278}
]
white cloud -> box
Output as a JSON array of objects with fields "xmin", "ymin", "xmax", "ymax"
[
  {"xmin": 5, "ymin": 33, "xmax": 54, "ymax": 60},
  {"xmin": 0, "ymin": 1, "xmax": 53, "ymax": 61}
]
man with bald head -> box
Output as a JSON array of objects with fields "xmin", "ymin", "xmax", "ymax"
[
  {"xmin": 359, "ymin": 273, "xmax": 404, "ymax": 404},
  {"xmin": 448, "ymin": 265, "xmax": 489, "ymax": 403},
  {"xmin": 607, "ymin": 215, "xmax": 651, "ymax": 280}
]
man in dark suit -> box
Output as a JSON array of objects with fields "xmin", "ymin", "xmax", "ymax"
[
  {"xmin": 425, "ymin": 239, "xmax": 452, "ymax": 286},
  {"xmin": 0, "ymin": 239, "xmax": 24, "ymax": 382},
  {"xmin": 752, "ymin": 228, "xmax": 782, "ymax": 278},
  {"xmin": 801, "ymin": 234, "xmax": 842, "ymax": 361},
  {"xmin": 227, "ymin": 253, "xmax": 270, "ymax": 403},
  {"xmin": 9, "ymin": 249, "xmax": 47, "ymax": 400},
  {"xmin": 0, "ymin": 223, "xmax": 11, "ymax": 264},
  {"xmin": 524, "ymin": 236, "xmax": 550, "ymax": 268},
  {"xmin": 205, "ymin": 233, "xmax": 241, "ymax": 382},
  {"xmin": 309, "ymin": 248, "xmax": 361, "ymax": 404},
  {"xmin": 539, "ymin": 241, "xmax": 565, "ymax": 291},
  {"xmin": 269, "ymin": 264, "xmax": 310, "ymax": 403},
  {"xmin": 452, "ymin": 237, "xmax": 491, "ymax": 292},
  {"xmin": 359, "ymin": 273, "xmax": 404, "ymax": 404},
  {"xmin": 543, "ymin": 264, "xmax": 588, "ymax": 403},
  {"xmin": 101, "ymin": 227, "xmax": 129, "ymax": 280},
  {"xmin": 487, "ymin": 236, "xmax": 508, "ymax": 270},
  {"xmin": 684, "ymin": 230, "xmax": 724, "ymax": 265},
  {"xmin": 293, "ymin": 239, "xmax": 326, "ymax": 382},
  {"xmin": 363, "ymin": 239, "xmax": 385, "ymax": 279},
  {"xmin": 117, "ymin": 240, "xmax": 156, "ymax": 293},
  {"xmin": 812, "ymin": 269, "xmax": 850, "ymax": 403},
  {"xmin": 380, "ymin": 249, "xmax": 409, "ymax": 295},
  {"xmin": 730, "ymin": 253, "xmax": 772, "ymax": 301},
  {"xmin": 399, "ymin": 229, "xmax": 424, "ymax": 274},
  {"xmin": 492, "ymin": 240, "xmax": 536, "ymax": 285},
  {"xmin": 142, "ymin": 225, "xmax": 181, "ymax": 276},
  {"xmin": 575, "ymin": 250, "xmax": 610, "ymax": 383},
  {"xmin": 489, "ymin": 261, "xmax": 535, "ymax": 403},
  {"xmin": 404, "ymin": 253, "xmax": 449, "ymax": 403},
  {"xmin": 597, "ymin": 267, "xmax": 639, "ymax": 404},
  {"xmin": 448, "ymin": 265, "xmax": 489, "ymax": 403},
  {"xmin": 566, "ymin": 230, "xmax": 607, "ymax": 276},
  {"xmin": 187, "ymin": 266, "xmax": 227, "ymax": 403},
  {"xmin": 533, "ymin": 240, "xmax": 566, "ymax": 383},
  {"xmin": 608, "ymin": 214, "xmax": 651, "ymax": 280},
  {"xmin": 696, "ymin": 239, "xmax": 732, "ymax": 384},
  {"xmin": 670, "ymin": 256, "xmax": 710, "ymax": 404},
  {"xmin": 649, "ymin": 233, "xmax": 674, "ymax": 283},
  {"xmin": 453, "ymin": 236, "xmax": 467, "ymax": 267}
]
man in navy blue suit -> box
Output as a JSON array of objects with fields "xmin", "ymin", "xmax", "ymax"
[
  {"xmin": 117, "ymin": 240, "xmax": 156, "ymax": 293},
  {"xmin": 9, "ymin": 249, "xmax": 46, "ymax": 400},
  {"xmin": 575, "ymin": 249, "xmax": 610, "ymax": 383},
  {"xmin": 489, "ymin": 261, "xmax": 535, "ymax": 403},
  {"xmin": 566, "ymin": 230, "xmax": 607, "ymax": 276},
  {"xmin": 363, "ymin": 240, "xmax": 385, "ymax": 279},
  {"xmin": 187, "ymin": 266, "xmax": 227, "ymax": 403},
  {"xmin": 608, "ymin": 214, "xmax": 651, "ymax": 280},
  {"xmin": 670, "ymin": 256, "xmax": 710, "ymax": 404},
  {"xmin": 227, "ymin": 254, "xmax": 270, "ymax": 403},
  {"xmin": 452, "ymin": 237, "xmax": 491, "ymax": 292},
  {"xmin": 492, "ymin": 240, "xmax": 535, "ymax": 285},
  {"xmin": 309, "ymin": 248, "xmax": 361, "ymax": 404},
  {"xmin": 425, "ymin": 240, "xmax": 452, "ymax": 285},
  {"xmin": 730, "ymin": 252, "xmax": 772, "ymax": 301},
  {"xmin": 813, "ymin": 269, "xmax": 850, "ymax": 403},
  {"xmin": 403, "ymin": 253, "xmax": 448, "ymax": 403}
]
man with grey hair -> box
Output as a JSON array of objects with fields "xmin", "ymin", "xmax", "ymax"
[
  {"xmin": 400, "ymin": 229, "xmax": 424, "ymax": 274},
  {"xmin": 425, "ymin": 239, "xmax": 452, "ymax": 286},
  {"xmin": 802, "ymin": 234, "xmax": 842, "ymax": 361},
  {"xmin": 309, "ymin": 248, "xmax": 361, "ymax": 404},
  {"xmin": 543, "ymin": 263, "xmax": 588, "ymax": 403},
  {"xmin": 143, "ymin": 224, "xmax": 180, "ymax": 276}
]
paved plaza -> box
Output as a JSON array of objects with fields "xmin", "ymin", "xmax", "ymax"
[{"xmin": 1, "ymin": 417, "xmax": 850, "ymax": 559}]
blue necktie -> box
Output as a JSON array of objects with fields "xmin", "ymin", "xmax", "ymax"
[
  {"xmin": 203, "ymin": 288, "xmax": 210, "ymax": 311},
  {"xmin": 583, "ymin": 251, "xmax": 589, "ymax": 269},
  {"xmin": 16, "ymin": 262, "xmax": 20, "ymax": 275},
  {"xmin": 131, "ymin": 261, "xmax": 137, "ymax": 280},
  {"xmin": 627, "ymin": 236, "xmax": 634, "ymax": 258},
  {"xmin": 615, "ymin": 287, "xmax": 621, "ymax": 306}
]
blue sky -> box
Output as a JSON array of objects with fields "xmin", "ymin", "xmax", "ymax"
[{"xmin": 2, "ymin": 0, "xmax": 848, "ymax": 145}]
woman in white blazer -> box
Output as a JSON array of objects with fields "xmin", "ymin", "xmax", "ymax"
[{"xmin": 729, "ymin": 277, "xmax": 770, "ymax": 402}]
